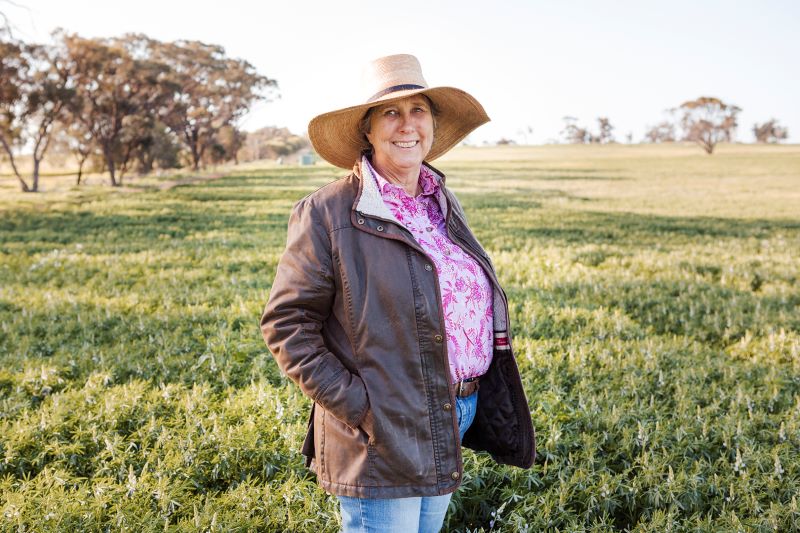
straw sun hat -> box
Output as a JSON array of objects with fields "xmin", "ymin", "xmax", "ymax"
[{"xmin": 308, "ymin": 54, "xmax": 490, "ymax": 169}]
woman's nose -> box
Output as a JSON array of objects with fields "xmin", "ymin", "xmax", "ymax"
[{"xmin": 398, "ymin": 113, "xmax": 415, "ymax": 132}]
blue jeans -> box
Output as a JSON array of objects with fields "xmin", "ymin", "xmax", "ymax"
[{"xmin": 339, "ymin": 392, "xmax": 478, "ymax": 533}]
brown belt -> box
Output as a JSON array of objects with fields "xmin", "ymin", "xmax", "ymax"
[{"xmin": 453, "ymin": 376, "xmax": 480, "ymax": 398}]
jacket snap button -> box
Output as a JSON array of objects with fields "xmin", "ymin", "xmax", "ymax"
[
  {"xmin": 376, "ymin": 225, "xmax": 384, "ymax": 231},
  {"xmin": 434, "ymin": 334, "xmax": 443, "ymax": 343},
  {"xmin": 424, "ymin": 264, "xmax": 433, "ymax": 271},
  {"xmin": 443, "ymin": 402, "xmax": 452, "ymax": 411},
  {"xmin": 357, "ymin": 218, "xmax": 365, "ymax": 224},
  {"xmin": 451, "ymin": 471, "xmax": 460, "ymax": 480}
]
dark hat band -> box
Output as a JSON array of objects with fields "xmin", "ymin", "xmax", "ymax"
[{"xmin": 367, "ymin": 84, "xmax": 425, "ymax": 103}]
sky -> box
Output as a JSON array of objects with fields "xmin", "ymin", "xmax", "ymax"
[{"xmin": 5, "ymin": 0, "xmax": 800, "ymax": 144}]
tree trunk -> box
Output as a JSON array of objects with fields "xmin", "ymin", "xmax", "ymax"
[
  {"xmin": 0, "ymin": 137, "xmax": 32, "ymax": 192},
  {"xmin": 29, "ymin": 117, "xmax": 57, "ymax": 193},
  {"xmin": 31, "ymin": 158, "xmax": 41, "ymax": 192},
  {"xmin": 17, "ymin": 168, "xmax": 32, "ymax": 192},
  {"xmin": 103, "ymin": 144, "xmax": 119, "ymax": 186},
  {"xmin": 137, "ymin": 151, "xmax": 154, "ymax": 175},
  {"xmin": 197, "ymin": 143, "xmax": 207, "ymax": 170},
  {"xmin": 75, "ymin": 151, "xmax": 88, "ymax": 186},
  {"xmin": 118, "ymin": 142, "xmax": 134, "ymax": 183},
  {"xmin": 186, "ymin": 128, "xmax": 201, "ymax": 171},
  {"xmin": 191, "ymin": 145, "xmax": 201, "ymax": 171}
]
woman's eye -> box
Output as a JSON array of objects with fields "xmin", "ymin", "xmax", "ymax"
[{"xmin": 384, "ymin": 109, "xmax": 398, "ymax": 116}]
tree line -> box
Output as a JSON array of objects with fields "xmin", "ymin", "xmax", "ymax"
[
  {"xmin": 1, "ymin": 29, "xmax": 276, "ymax": 192},
  {"xmin": 560, "ymin": 97, "xmax": 789, "ymax": 154}
]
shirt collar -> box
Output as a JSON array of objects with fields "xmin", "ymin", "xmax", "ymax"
[{"xmin": 364, "ymin": 156, "xmax": 440, "ymax": 198}]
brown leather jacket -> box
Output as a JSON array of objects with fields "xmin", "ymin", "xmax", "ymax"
[{"xmin": 261, "ymin": 159, "xmax": 535, "ymax": 498}]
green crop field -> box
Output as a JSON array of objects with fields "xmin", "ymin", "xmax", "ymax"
[{"xmin": 1, "ymin": 143, "xmax": 799, "ymax": 532}]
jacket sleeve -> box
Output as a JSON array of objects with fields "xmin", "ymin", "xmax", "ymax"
[{"xmin": 261, "ymin": 197, "xmax": 369, "ymax": 430}]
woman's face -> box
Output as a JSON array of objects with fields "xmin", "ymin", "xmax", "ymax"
[{"xmin": 366, "ymin": 95, "xmax": 434, "ymax": 175}]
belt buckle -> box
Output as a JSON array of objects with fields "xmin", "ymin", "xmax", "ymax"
[{"xmin": 458, "ymin": 377, "xmax": 475, "ymax": 397}]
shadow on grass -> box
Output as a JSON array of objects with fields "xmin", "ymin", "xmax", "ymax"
[
  {"xmin": 509, "ymin": 277, "xmax": 800, "ymax": 348},
  {"xmin": 0, "ymin": 203, "xmax": 291, "ymax": 254},
  {"xmin": 2, "ymin": 181, "xmax": 799, "ymax": 252},
  {"xmin": 456, "ymin": 191, "xmax": 800, "ymax": 246}
]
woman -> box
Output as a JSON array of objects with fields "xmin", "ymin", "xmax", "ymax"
[{"xmin": 261, "ymin": 54, "xmax": 535, "ymax": 532}]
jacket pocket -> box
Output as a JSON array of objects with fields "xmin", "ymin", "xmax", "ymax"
[
  {"xmin": 320, "ymin": 407, "xmax": 372, "ymax": 486},
  {"xmin": 359, "ymin": 405, "xmax": 375, "ymax": 442}
]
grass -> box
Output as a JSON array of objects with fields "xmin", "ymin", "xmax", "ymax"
[{"xmin": 1, "ymin": 143, "xmax": 799, "ymax": 531}]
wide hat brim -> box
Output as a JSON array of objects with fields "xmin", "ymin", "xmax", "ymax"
[{"xmin": 308, "ymin": 86, "xmax": 489, "ymax": 169}]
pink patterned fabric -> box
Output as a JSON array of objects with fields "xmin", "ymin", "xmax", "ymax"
[{"xmin": 367, "ymin": 159, "xmax": 493, "ymax": 383}]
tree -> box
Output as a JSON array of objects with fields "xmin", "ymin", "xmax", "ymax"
[
  {"xmin": 597, "ymin": 117, "xmax": 614, "ymax": 144},
  {"xmin": 24, "ymin": 42, "xmax": 75, "ymax": 191},
  {"xmin": 59, "ymin": 33, "xmax": 169, "ymax": 186},
  {"xmin": 3, "ymin": 30, "xmax": 277, "ymax": 187},
  {"xmin": 676, "ymin": 96, "xmax": 741, "ymax": 154},
  {"xmin": 129, "ymin": 119, "xmax": 182, "ymax": 174},
  {"xmin": 238, "ymin": 126, "xmax": 308, "ymax": 161},
  {"xmin": 64, "ymin": 120, "xmax": 96, "ymax": 185},
  {"xmin": 753, "ymin": 119, "xmax": 788, "ymax": 143},
  {"xmin": 561, "ymin": 116, "xmax": 616, "ymax": 144},
  {"xmin": 112, "ymin": 34, "xmax": 183, "ymax": 179},
  {"xmin": 644, "ymin": 121, "xmax": 676, "ymax": 143},
  {"xmin": 561, "ymin": 116, "xmax": 590, "ymax": 144},
  {"xmin": 0, "ymin": 36, "xmax": 72, "ymax": 192},
  {"xmin": 0, "ymin": 34, "xmax": 29, "ymax": 190},
  {"xmin": 208, "ymin": 125, "xmax": 246, "ymax": 165},
  {"xmin": 151, "ymin": 39, "xmax": 277, "ymax": 170},
  {"xmin": 48, "ymin": 122, "xmax": 97, "ymax": 185}
]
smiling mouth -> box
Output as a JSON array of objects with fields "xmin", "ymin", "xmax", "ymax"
[{"xmin": 393, "ymin": 141, "xmax": 419, "ymax": 148}]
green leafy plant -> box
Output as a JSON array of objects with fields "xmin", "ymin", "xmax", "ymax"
[{"xmin": 1, "ymin": 144, "xmax": 799, "ymax": 531}]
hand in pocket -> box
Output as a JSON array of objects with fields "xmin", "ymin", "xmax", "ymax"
[{"xmin": 360, "ymin": 407, "xmax": 376, "ymax": 442}]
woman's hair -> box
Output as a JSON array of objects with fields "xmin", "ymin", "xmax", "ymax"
[{"xmin": 359, "ymin": 94, "xmax": 440, "ymax": 146}]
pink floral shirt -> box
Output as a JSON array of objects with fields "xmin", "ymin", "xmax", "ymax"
[{"xmin": 367, "ymin": 159, "xmax": 493, "ymax": 383}]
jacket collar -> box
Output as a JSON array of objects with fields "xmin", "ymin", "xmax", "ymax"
[
  {"xmin": 353, "ymin": 156, "xmax": 399, "ymax": 222},
  {"xmin": 353, "ymin": 156, "xmax": 450, "ymax": 221}
]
